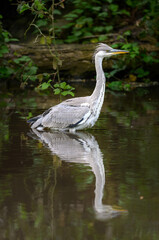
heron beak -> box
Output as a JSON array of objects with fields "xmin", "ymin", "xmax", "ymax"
[{"xmin": 110, "ymin": 49, "xmax": 129, "ymax": 55}]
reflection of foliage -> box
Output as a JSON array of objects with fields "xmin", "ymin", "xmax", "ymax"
[
  {"xmin": 0, "ymin": 108, "xmax": 10, "ymax": 163},
  {"xmin": 106, "ymin": 106, "xmax": 140, "ymax": 127}
]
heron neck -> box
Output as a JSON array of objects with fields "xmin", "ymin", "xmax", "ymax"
[{"xmin": 91, "ymin": 56, "xmax": 106, "ymax": 101}]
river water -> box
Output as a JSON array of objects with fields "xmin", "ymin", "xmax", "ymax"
[{"xmin": 0, "ymin": 85, "xmax": 159, "ymax": 240}]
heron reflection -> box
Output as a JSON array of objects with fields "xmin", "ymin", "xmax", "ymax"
[{"xmin": 29, "ymin": 129, "xmax": 126, "ymax": 220}]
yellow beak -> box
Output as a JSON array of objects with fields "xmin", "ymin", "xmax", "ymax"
[{"xmin": 111, "ymin": 49, "xmax": 129, "ymax": 55}]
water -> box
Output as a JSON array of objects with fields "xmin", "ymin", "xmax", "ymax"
[{"xmin": 0, "ymin": 86, "xmax": 159, "ymax": 240}]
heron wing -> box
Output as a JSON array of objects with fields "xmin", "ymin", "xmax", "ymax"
[
  {"xmin": 62, "ymin": 96, "xmax": 89, "ymax": 106},
  {"xmin": 41, "ymin": 103, "xmax": 91, "ymax": 129}
]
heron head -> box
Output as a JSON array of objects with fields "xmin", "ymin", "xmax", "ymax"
[{"xmin": 94, "ymin": 43, "xmax": 129, "ymax": 59}]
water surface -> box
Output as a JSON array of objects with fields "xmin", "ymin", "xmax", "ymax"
[{"xmin": 0, "ymin": 86, "xmax": 159, "ymax": 240}]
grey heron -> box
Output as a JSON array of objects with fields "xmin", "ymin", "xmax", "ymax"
[{"xmin": 28, "ymin": 43, "xmax": 129, "ymax": 132}]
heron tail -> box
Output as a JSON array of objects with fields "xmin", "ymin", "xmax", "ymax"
[{"xmin": 27, "ymin": 115, "xmax": 41, "ymax": 125}]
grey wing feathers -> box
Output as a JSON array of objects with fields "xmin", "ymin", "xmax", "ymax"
[
  {"xmin": 62, "ymin": 96, "xmax": 89, "ymax": 106},
  {"xmin": 29, "ymin": 96, "xmax": 91, "ymax": 130},
  {"xmin": 41, "ymin": 103, "xmax": 90, "ymax": 129},
  {"xmin": 27, "ymin": 109, "xmax": 51, "ymax": 128}
]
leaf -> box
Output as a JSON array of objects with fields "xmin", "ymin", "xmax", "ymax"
[
  {"xmin": 22, "ymin": 74, "xmax": 28, "ymax": 81},
  {"xmin": 0, "ymin": 45, "xmax": 9, "ymax": 56},
  {"xmin": 9, "ymin": 38, "xmax": 19, "ymax": 42},
  {"xmin": 135, "ymin": 68, "xmax": 149, "ymax": 78},
  {"xmin": 13, "ymin": 56, "xmax": 31, "ymax": 64},
  {"xmin": 73, "ymin": 9, "xmax": 83, "ymax": 14},
  {"xmin": 109, "ymin": 4, "xmax": 119, "ymax": 13},
  {"xmin": 18, "ymin": 3, "xmax": 30, "ymax": 14},
  {"xmin": 28, "ymin": 66, "xmax": 38, "ymax": 75},
  {"xmin": 65, "ymin": 13, "xmax": 78, "ymax": 20},
  {"xmin": 98, "ymin": 35, "xmax": 107, "ymax": 41},
  {"xmin": 62, "ymin": 23, "xmax": 74, "ymax": 29},
  {"xmin": 118, "ymin": 9, "xmax": 130, "ymax": 16},
  {"xmin": 54, "ymin": 83, "xmax": 60, "ymax": 88},
  {"xmin": 59, "ymin": 2, "xmax": 65, "ymax": 8},
  {"xmin": 29, "ymin": 76, "xmax": 37, "ymax": 81},
  {"xmin": 85, "ymin": 17, "xmax": 93, "ymax": 24},
  {"xmin": 83, "ymin": 32, "xmax": 93, "ymax": 37},
  {"xmin": 54, "ymin": 9, "xmax": 61, "ymax": 15},
  {"xmin": 123, "ymin": 30, "xmax": 131, "ymax": 36},
  {"xmin": 142, "ymin": 54, "xmax": 159, "ymax": 64},
  {"xmin": 37, "ymin": 74, "xmax": 43, "ymax": 82},
  {"xmin": 36, "ymin": 19, "xmax": 48, "ymax": 27},
  {"xmin": 92, "ymin": 6, "xmax": 101, "ymax": 11},
  {"xmin": 74, "ymin": 31, "xmax": 83, "ymax": 36},
  {"xmin": 61, "ymin": 91, "xmax": 75, "ymax": 96},
  {"xmin": 26, "ymin": 112, "xmax": 33, "ymax": 120},
  {"xmin": 108, "ymin": 81, "xmax": 123, "ymax": 91},
  {"xmin": 129, "ymin": 74, "xmax": 137, "ymax": 82},
  {"xmin": 0, "ymin": 66, "xmax": 14, "ymax": 78},
  {"xmin": 98, "ymin": 12, "xmax": 108, "ymax": 18},
  {"xmin": 65, "ymin": 36, "xmax": 78, "ymax": 43},
  {"xmin": 39, "ymin": 14, "xmax": 44, "ymax": 19},
  {"xmin": 65, "ymin": 85, "xmax": 75, "ymax": 90},
  {"xmin": 34, "ymin": 0, "xmax": 45, "ymax": 11},
  {"xmin": 105, "ymin": 25, "xmax": 113, "ymax": 32},
  {"xmin": 43, "ymin": 73, "xmax": 50, "ymax": 79},
  {"xmin": 60, "ymin": 82, "xmax": 67, "ymax": 89},
  {"xmin": 40, "ymin": 82, "xmax": 50, "ymax": 90},
  {"xmin": 123, "ymin": 84, "xmax": 131, "ymax": 91},
  {"xmin": 126, "ymin": 0, "xmax": 135, "ymax": 7},
  {"xmin": 54, "ymin": 88, "xmax": 61, "ymax": 95},
  {"xmin": 93, "ymin": 26, "xmax": 105, "ymax": 33}
]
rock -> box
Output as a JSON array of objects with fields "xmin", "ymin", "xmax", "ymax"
[{"xmin": 9, "ymin": 43, "xmax": 159, "ymax": 77}]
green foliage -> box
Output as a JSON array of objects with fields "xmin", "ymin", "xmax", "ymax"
[
  {"xmin": 61, "ymin": 0, "xmax": 130, "ymax": 43},
  {"xmin": 54, "ymin": 82, "xmax": 75, "ymax": 96},
  {"xmin": 50, "ymin": 0, "xmax": 157, "ymax": 86},
  {"xmin": 58, "ymin": 0, "xmax": 158, "ymax": 44},
  {"xmin": 122, "ymin": 43, "xmax": 140, "ymax": 59},
  {"xmin": 0, "ymin": 2, "xmax": 76, "ymax": 96},
  {"xmin": 134, "ymin": 68, "xmax": 149, "ymax": 78},
  {"xmin": 16, "ymin": 0, "xmax": 75, "ymax": 96},
  {"xmin": 107, "ymin": 35, "xmax": 158, "ymax": 84},
  {"xmin": 1, "ymin": 0, "xmax": 159, "ymax": 92},
  {"xmin": 0, "ymin": 15, "xmax": 39, "ymax": 86},
  {"xmin": 105, "ymin": 61, "xmax": 126, "ymax": 80},
  {"xmin": 34, "ymin": 78, "xmax": 75, "ymax": 97},
  {"xmin": 108, "ymin": 81, "xmax": 123, "ymax": 91},
  {"xmin": 107, "ymin": 81, "xmax": 131, "ymax": 91}
]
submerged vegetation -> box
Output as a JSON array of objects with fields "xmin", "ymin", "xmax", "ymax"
[{"xmin": 0, "ymin": 0, "xmax": 159, "ymax": 93}]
